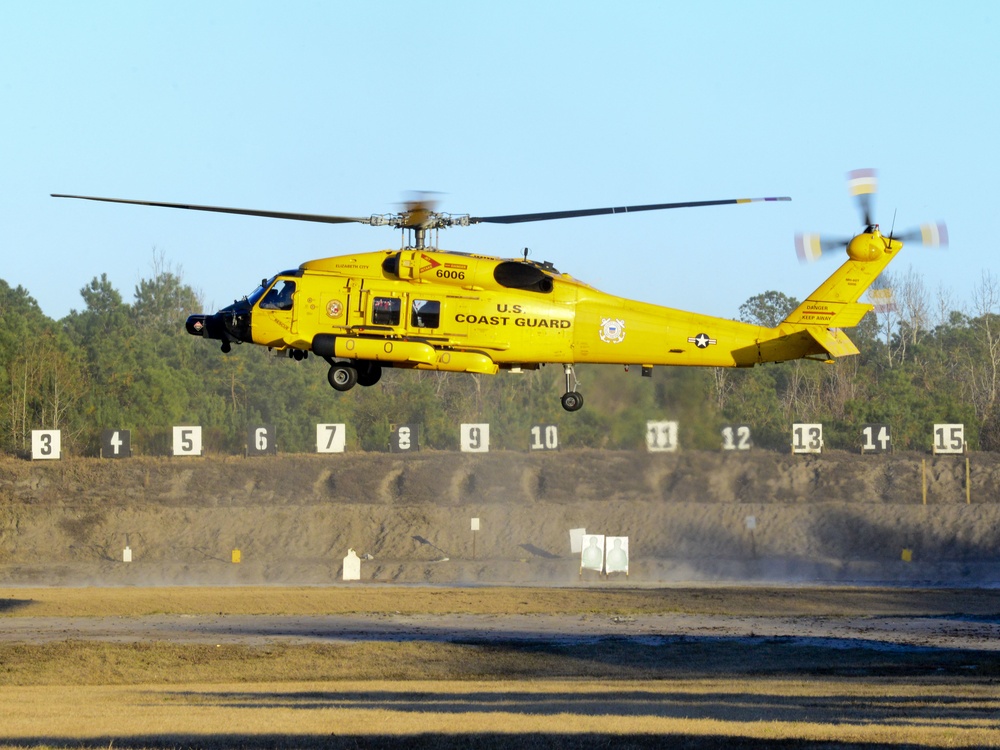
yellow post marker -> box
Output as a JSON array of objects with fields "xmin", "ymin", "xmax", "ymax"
[
  {"xmin": 901, "ymin": 548, "xmax": 913, "ymax": 563},
  {"xmin": 231, "ymin": 549, "xmax": 241, "ymax": 564},
  {"xmin": 921, "ymin": 459, "xmax": 927, "ymax": 505},
  {"xmin": 966, "ymin": 458, "xmax": 971, "ymax": 504}
]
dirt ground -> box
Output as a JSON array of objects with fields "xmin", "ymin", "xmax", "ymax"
[
  {"xmin": 1, "ymin": 450, "xmax": 998, "ymax": 586},
  {"xmin": 2, "ymin": 449, "xmax": 1000, "ymax": 747}
]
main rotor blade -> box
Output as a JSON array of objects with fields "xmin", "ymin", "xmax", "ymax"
[
  {"xmin": 51, "ymin": 194, "xmax": 372, "ymax": 225},
  {"xmin": 469, "ymin": 196, "xmax": 791, "ymax": 225}
]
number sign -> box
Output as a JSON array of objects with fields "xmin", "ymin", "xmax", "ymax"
[
  {"xmin": 861, "ymin": 424, "xmax": 891, "ymax": 454},
  {"xmin": 172, "ymin": 426, "xmax": 202, "ymax": 456},
  {"xmin": 31, "ymin": 430, "xmax": 61, "ymax": 460},
  {"xmin": 933, "ymin": 424, "xmax": 965, "ymax": 454},
  {"xmin": 101, "ymin": 429, "xmax": 131, "ymax": 459},
  {"xmin": 721, "ymin": 425, "xmax": 752, "ymax": 451},
  {"xmin": 316, "ymin": 423, "xmax": 346, "ymax": 453},
  {"xmin": 646, "ymin": 421, "xmax": 678, "ymax": 452},
  {"xmin": 247, "ymin": 425, "xmax": 276, "ymax": 456},
  {"xmin": 529, "ymin": 424, "xmax": 559, "ymax": 450},
  {"xmin": 461, "ymin": 423, "xmax": 490, "ymax": 453},
  {"xmin": 390, "ymin": 424, "xmax": 419, "ymax": 452},
  {"xmin": 792, "ymin": 423, "xmax": 823, "ymax": 454}
]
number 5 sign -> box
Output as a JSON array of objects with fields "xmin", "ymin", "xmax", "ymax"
[{"xmin": 172, "ymin": 426, "xmax": 202, "ymax": 456}]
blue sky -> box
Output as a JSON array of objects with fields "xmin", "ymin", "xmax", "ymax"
[{"xmin": 2, "ymin": 1, "xmax": 996, "ymax": 321}]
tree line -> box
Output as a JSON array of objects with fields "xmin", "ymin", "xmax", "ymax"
[{"xmin": 1, "ymin": 261, "xmax": 997, "ymax": 456}]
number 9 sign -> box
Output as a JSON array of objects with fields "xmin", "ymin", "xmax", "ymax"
[{"xmin": 461, "ymin": 424, "xmax": 490, "ymax": 453}]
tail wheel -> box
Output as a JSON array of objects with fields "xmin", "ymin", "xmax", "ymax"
[
  {"xmin": 328, "ymin": 364, "xmax": 358, "ymax": 391},
  {"xmin": 561, "ymin": 391, "xmax": 584, "ymax": 412},
  {"xmin": 356, "ymin": 361, "xmax": 382, "ymax": 387}
]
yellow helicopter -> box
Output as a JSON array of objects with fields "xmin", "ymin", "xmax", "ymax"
[{"xmin": 53, "ymin": 173, "xmax": 944, "ymax": 412}]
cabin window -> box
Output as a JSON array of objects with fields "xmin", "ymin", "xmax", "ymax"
[
  {"xmin": 411, "ymin": 299, "xmax": 440, "ymax": 329},
  {"xmin": 259, "ymin": 280, "xmax": 296, "ymax": 311},
  {"xmin": 372, "ymin": 297, "xmax": 401, "ymax": 326}
]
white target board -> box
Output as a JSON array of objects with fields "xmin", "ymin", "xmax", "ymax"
[
  {"xmin": 933, "ymin": 424, "xmax": 965, "ymax": 455},
  {"xmin": 172, "ymin": 426, "xmax": 202, "ymax": 456},
  {"xmin": 460, "ymin": 423, "xmax": 490, "ymax": 453},
  {"xmin": 580, "ymin": 534, "xmax": 605, "ymax": 573},
  {"xmin": 605, "ymin": 536, "xmax": 629, "ymax": 575},
  {"xmin": 31, "ymin": 430, "xmax": 61, "ymax": 460},
  {"xmin": 529, "ymin": 424, "xmax": 559, "ymax": 450},
  {"xmin": 721, "ymin": 424, "xmax": 752, "ymax": 451},
  {"xmin": 646, "ymin": 421, "xmax": 678, "ymax": 452},
  {"xmin": 316, "ymin": 423, "xmax": 346, "ymax": 453},
  {"xmin": 791, "ymin": 423, "xmax": 823, "ymax": 454}
]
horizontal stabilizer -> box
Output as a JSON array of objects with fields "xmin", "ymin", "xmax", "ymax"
[{"xmin": 732, "ymin": 326, "xmax": 859, "ymax": 366}]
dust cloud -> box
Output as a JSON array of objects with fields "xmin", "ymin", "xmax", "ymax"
[{"xmin": 1, "ymin": 451, "xmax": 998, "ymax": 587}]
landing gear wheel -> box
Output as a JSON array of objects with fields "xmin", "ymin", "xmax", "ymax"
[
  {"xmin": 561, "ymin": 391, "xmax": 584, "ymax": 412},
  {"xmin": 355, "ymin": 362, "xmax": 382, "ymax": 387},
  {"xmin": 328, "ymin": 364, "xmax": 358, "ymax": 391}
]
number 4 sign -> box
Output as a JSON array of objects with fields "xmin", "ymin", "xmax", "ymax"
[{"xmin": 101, "ymin": 429, "xmax": 131, "ymax": 459}]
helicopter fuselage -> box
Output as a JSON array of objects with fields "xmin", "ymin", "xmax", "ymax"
[{"xmin": 187, "ymin": 247, "xmax": 808, "ymax": 376}]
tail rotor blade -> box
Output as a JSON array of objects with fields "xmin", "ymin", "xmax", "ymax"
[
  {"xmin": 795, "ymin": 233, "xmax": 850, "ymax": 263},
  {"xmin": 896, "ymin": 222, "xmax": 949, "ymax": 247}
]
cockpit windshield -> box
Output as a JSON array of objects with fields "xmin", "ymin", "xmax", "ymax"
[{"xmin": 245, "ymin": 277, "xmax": 275, "ymax": 307}]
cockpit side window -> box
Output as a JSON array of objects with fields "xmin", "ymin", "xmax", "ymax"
[
  {"xmin": 259, "ymin": 280, "xmax": 296, "ymax": 311},
  {"xmin": 411, "ymin": 299, "xmax": 440, "ymax": 329},
  {"xmin": 372, "ymin": 297, "xmax": 401, "ymax": 325}
]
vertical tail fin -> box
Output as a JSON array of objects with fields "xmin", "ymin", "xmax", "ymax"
[{"xmin": 783, "ymin": 229, "xmax": 901, "ymax": 328}]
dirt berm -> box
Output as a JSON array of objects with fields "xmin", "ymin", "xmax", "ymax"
[{"xmin": 1, "ymin": 450, "xmax": 998, "ymax": 587}]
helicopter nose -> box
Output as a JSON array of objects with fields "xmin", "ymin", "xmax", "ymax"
[
  {"xmin": 186, "ymin": 314, "xmax": 210, "ymax": 337},
  {"xmin": 185, "ymin": 312, "xmax": 231, "ymax": 341}
]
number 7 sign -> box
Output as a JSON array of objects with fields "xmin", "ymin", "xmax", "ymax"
[{"xmin": 316, "ymin": 423, "xmax": 346, "ymax": 453}]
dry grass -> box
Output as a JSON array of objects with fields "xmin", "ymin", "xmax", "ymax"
[
  {"xmin": 0, "ymin": 678, "xmax": 998, "ymax": 749},
  {"xmin": 2, "ymin": 586, "xmax": 999, "ymax": 748},
  {"xmin": 4, "ymin": 584, "xmax": 1000, "ymax": 618}
]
